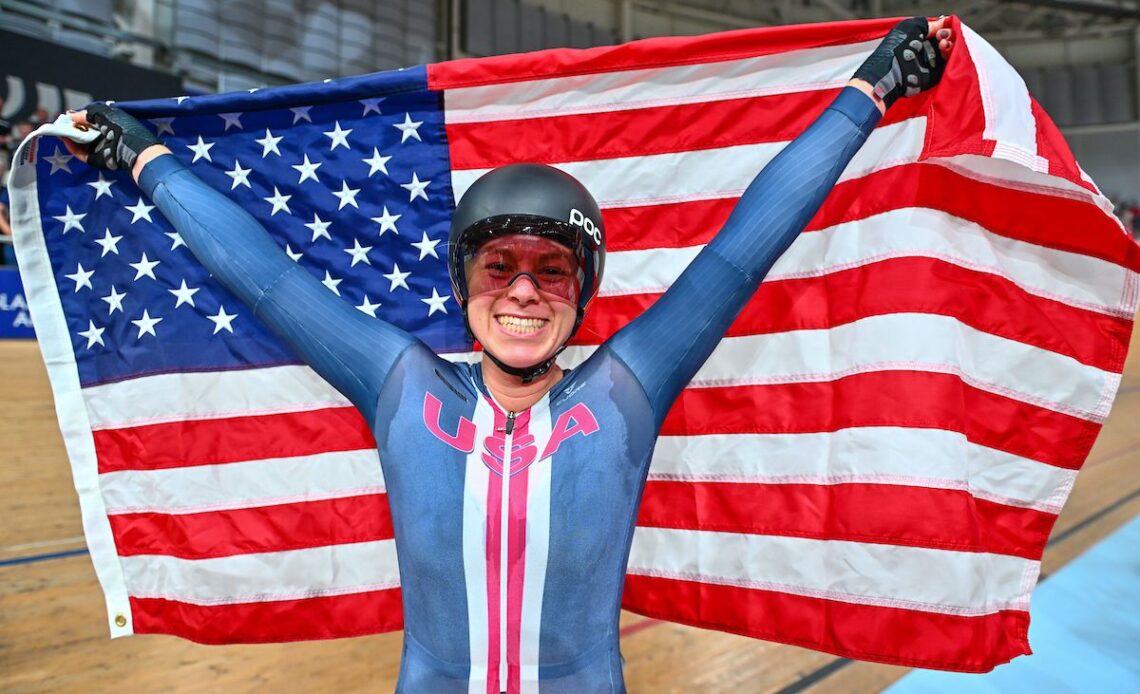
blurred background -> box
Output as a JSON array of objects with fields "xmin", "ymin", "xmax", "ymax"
[{"xmin": 0, "ymin": 0, "xmax": 1138, "ymax": 215}]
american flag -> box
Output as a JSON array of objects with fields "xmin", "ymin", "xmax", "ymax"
[{"xmin": 9, "ymin": 16, "xmax": 1138, "ymax": 672}]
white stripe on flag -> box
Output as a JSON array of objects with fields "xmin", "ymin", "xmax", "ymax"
[
  {"xmin": 84, "ymin": 364, "xmax": 350, "ymax": 429},
  {"xmin": 443, "ymin": 40, "xmax": 877, "ymax": 123},
  {"xmin": 121, "ymin": 539, "xmax": 400, "ymax": 605},
  {"xmin": 961, "ymin": 25, "xmax": 1047, "ymax": 172},
  {"xmin": 650, "ymin": 428, "xmax": 1077, "ymax": 513},
  {"xmin": 602, "ymin": 206, "xmax": 1132, "ymax": 316},
  {"xmin": 101, "ymin": 449, "xmax": 385, "ymax": 515},
  {"xmin": 685, "ymin": 312, "xmax": 1117, "ymax": 421},
  {"xmin": 626, "ymin": 527, "xmax": 1037, "ymax": 616},
  {"xmin": 450, "ymin": 117, "xmax": 926, "ymax": 206}
]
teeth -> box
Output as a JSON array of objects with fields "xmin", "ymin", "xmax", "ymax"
[{"xmin": 496, "ymin": 315, "xmax": 547, "ymax": 334}]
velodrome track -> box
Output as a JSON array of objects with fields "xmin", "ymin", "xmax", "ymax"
[{"xmin": 3, "ymin": 330, "xmax": 1138, "ymax": 693}]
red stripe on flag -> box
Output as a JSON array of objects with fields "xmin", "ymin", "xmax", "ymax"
[
  {"xmin": 109, "ymin": 494, "xmax": 395, "ymax": 559},
  {"xmin": 429, "ymin": 19, "xmax": 896, "ymax": 89},
  {"xmin": 621, "ymin": 574, "xmax": 1030, "ymax": 672},
  {"xmin": 638, "ymin": 481, "xmax": 1056, "ymax": 560},
  {"xmin": 94, "ymin": 406, "xmax": 376, "ymax": 474},
  {"xmin": 578, "ymin": 256, "xmax": 1131, "ymax": 374},
  {"xmin": 659, "ymin": 370, "xmax": 1098, "ymax": 470},
  {"xmin": 446, "ymin": 89, "xmax": 928, "ymax": 170},
  {"xmin": 129, "ymin": 588, "xmax": 404, "ymax": 644}
]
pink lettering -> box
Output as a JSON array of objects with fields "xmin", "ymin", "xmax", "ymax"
[
  {"xmin": 482, "ymin": 433, "xmax": 538, "ymax": 476},
  {"xmin": 540, "ymin": 403, "xmax": 600, "ymax": 460},
  {"xmin": 422, "ymin": 392, "xmax": 476, "ymax": 453}
]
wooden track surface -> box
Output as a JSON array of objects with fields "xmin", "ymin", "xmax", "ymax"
[{"xmin": 2, "ymin": 335, "xmax": 1138, "ymax": 693}]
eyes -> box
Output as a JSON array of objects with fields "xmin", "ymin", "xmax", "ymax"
[{"xmin": 484, "ymin": 260, "xmax": 571, "ymax": 278}]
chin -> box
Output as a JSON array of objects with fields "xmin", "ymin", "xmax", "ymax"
[{"xmin": 480, "ymin": 336, "xmax": 559, "ymax": 368}]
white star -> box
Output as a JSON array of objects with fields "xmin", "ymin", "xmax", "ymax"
[
  {"xmin": 291, "ymin": 154, "xmax": 322, "ymax": 184},
  {"xmin": 219, "ymin": 112, "xmax": 244, "ymax": 130},
  {"xmin": 304, "ymin": 214, "xmax": 332, "ymax": 242},
  {"xmin": 394, "ymin": 112, "xmax": 423, "ymax": 143},
  {"xmin": 129, "ymin": 253, "xmax": 160, "ymax": 280},
  {"xmin": 94, "ymin": 229, "xmax": 123, "ymax": 257},
  {"xmin": 65, "ymin": 263, "xmax": 95, "ymax": 292},
  {"xmin": 247, "ymin": 87, "xmax": 260, "ymax": 93},
  {"xmin": 225, "ymin": 160, "xmax": 252, "ymax": 189},
  {"xmin": 372, "ymin": 206, "xmax": 400, "ymax": 237},
  {"xmin": 356, "ymin": 295, "xmax": 381, "ymax": 317},
  {"xmin": 321, "ymin": 270, "xmax": 343, "ymax": 295},
  {"xmin": 400, "ymin": 172, "xmax": 430, "ymax": 202},
  {"xmin": 166, "ymin": 232, "xmax": 186, "ymax": 250},
  {"xmin": 324, "ymin": 121, "xmax": 352, "ymax": 150},
  {"xmin": 255, "ymin": 129, "xmax": 283, "ymax": 157},
  {"xmin": 78, "ymin": 320, "xmax": 105, "ymax": 349},
  {"xmin": 207, "ymin": 305, "xmax": 237, "ymax": 334},
  {"xmin": 383, "ymin": 263, "xmax": 411, "ymax": 292},
  {"xmin": 331, "ymin": 180, "xmax": 361, "ymax": 210},
  {"xmin": 87, "ymin": 174, "xmax": 116, "ymax": 199},
  {"xmin": 149, "ymin": 118, "xmax": 175, "ymax": 136},
  {"xmin": 174, "ymin": 95, "xmax": 190, "ymax": 104},
  {"xmin": 410, "ymin": 231, "xmax": 441, "ymax": 260},
  {"xmin": 125, "ymin": 198, "xmax": 155, "ymax": 223},
  {"xmin": 360, "ymin": 98, "xmax": 385, "ymax": 116},
  {"xmin": 169, "ymin": 279, "xmax": 200, "ymax": 308},
  {"xmin": 284, "ymin": 244, "xmax": 303, "ymax": 262},
  {"xmin": 421, "ymin": 287, "xmax": 450, "ymax": 316},
  {"xmin": 363, "ymin": 148, "xmax": 391, "ymax": 176},
  {"xmin": 45, "ymin": 147, "xmax": 75, "ymax": 174},
  {"xmin": 290, "ymin": 106, "xmax": 313, "ymax": 124},
  {"xmin": 101, "ymin": 286, "xmax": 126, "ymax": 315},
  {"xmin": 344, "ymin": 238, "xmax": 373, "ymax": 266},
  {"xmin": 264, "ymin": 187, "xmax": 292, "ymax": 216},
  {"xmin": 131, "ymin": 309, "xmax": 163, "ymax": 338},
  {"xmin": 53, "ymin": 205, "xmax": 87, "ymax": 234},
  {"xmin": 186, "ymin": 136, "xmax": 215, "ymax": 163}
]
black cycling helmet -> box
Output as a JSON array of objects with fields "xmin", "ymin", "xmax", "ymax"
[{"xmin": 448, "ymin": 163, "xmax": 606, "ymax": 382}]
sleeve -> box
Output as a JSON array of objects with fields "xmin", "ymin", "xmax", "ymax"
[
  {"xmin": 138, "ymin": 154, "xmax": 418, "ymax": 423},
  {"xmin": 605, "ymin": 87, "xmax": 882, "ymax": 427}
]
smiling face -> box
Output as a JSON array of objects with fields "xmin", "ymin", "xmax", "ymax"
[{"xmin": 464, "ymin": 235, "xmax": 581, "ymax": 369}]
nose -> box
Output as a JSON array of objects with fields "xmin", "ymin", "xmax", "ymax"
[{"xmin": 505, "ymin": 272, "xmax": 542, "ymax": 305}]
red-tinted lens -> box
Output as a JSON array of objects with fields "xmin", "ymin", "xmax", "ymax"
[{"xmin": 465, "ymin": 236, "xmax": 582, "ymax": 303}]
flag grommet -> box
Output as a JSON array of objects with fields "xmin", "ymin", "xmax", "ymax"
[{"xmin": 114, "ymin": 614, "xmax": 127, "ymax": 628}]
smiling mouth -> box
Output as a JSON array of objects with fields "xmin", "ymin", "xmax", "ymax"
[{"xmin": 496, "ymin": 315, "xmax": 549, "ymax": 335}]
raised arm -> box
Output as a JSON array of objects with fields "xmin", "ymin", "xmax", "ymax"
[
  {"xmin": 66, "ymin": 107, "xmax": 418, "ymax": 423},
  {"xmin": 607, "ymin": 17, "xmax": 953, "ymax": 427}
]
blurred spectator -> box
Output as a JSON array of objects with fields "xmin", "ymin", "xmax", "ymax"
[
  {"xmin": 0, "ymin": 185, "xmax": 14, "ymax": 267},
  {"xmin": 7, "ymin": 121, "xmax": 33, "ymax": 157},
  {"xmin": 1123, "ymin": 202, "xmax": 1140, "ymax": 239},
  {"xmin": 0, "ymin": 97, "xmax": 11, "ymax": 137}
]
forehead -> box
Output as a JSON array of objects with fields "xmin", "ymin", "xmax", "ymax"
[{"xmin": 475, "ymin": 235, "xmax": 575, "ymax": 259}]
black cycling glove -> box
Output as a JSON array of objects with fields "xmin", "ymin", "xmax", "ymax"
[
  {"xmin": 853, "ymin": 17, "xmax": 946, "ymax": 109},
  {"xmin": 83, "ymin": 102, "xmax": 162, "ymax": 171}
]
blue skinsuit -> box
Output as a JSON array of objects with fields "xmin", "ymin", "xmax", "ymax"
[{"xmin": 138, "ymin": 88, "xmax": 881, "ymax": 693}]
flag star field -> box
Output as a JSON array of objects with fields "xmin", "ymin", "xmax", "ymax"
[{"xmin": 37, "ymin": 69, "xmax": 464, "ymax": 387}]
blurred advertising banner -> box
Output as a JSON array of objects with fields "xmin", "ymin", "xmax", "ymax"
[
  {"xmin": 1, "ymin": 28, "xmax": 183, "ymax": 122},
  {"xmin": 0, "ymin": 267, "xmax": 34, "ymax": 338}
]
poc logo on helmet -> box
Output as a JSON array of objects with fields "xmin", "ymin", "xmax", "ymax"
[{"xmin": 569, "ymin": 208, "xmax": 602, "ymax": 246}]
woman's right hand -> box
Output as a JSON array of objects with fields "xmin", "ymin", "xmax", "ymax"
[{"xmin": 62, "ymin": 105, "xmax": 170, "ymax": 183}]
